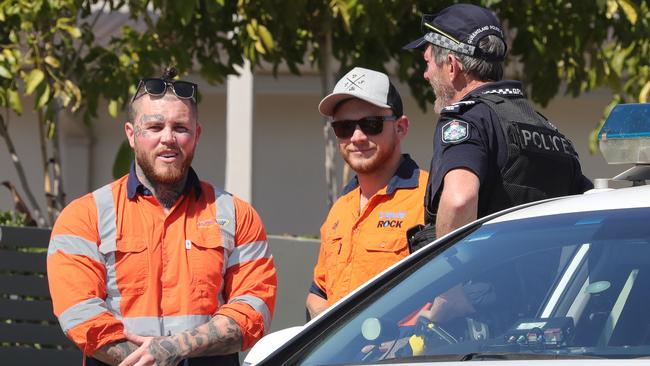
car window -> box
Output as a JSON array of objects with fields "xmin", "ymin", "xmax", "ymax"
[{"xmin": 295, "ymin": 208, "xmax": 650, "ymax": 364}]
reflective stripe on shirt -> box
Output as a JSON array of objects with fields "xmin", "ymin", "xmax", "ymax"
[
  {"xmin": 122, "ymin": 314, "xmax": 213, "ymax": 336},
  {"xmin": 93, "ymin": 183, "xmax": 122, "ymax": 319},
  {"xmin": 230, "ymin": 294, "xmax": 271, "ymax": 332},
  {"xmin": 227, "ymin": 240, "xmax": 272, "ymax": 269},
  {"xmin": 214, "ymin": 185, "xmax": 235, "ymax": 308},
  {"xmin": 48, "ymin": 234, "xmax": 101, "ymax": 262},
  {"xmin": 58, "ymin": 297, "xmax": 108, "ymax": 334}
]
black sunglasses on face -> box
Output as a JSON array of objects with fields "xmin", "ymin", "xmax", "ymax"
[
  {"xmin": 131, "ymin": 78, "xmax": 197, "ymax": 103},
  {"xmin": 330, "ymin": 115, "xmax": 398, "ymax": 139}
]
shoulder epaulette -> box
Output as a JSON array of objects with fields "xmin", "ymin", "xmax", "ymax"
[{"xmin": 440, "ymin": 100, "xmax": 477, "ymax": 114}]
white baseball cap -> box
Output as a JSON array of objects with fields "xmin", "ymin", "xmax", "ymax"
[{"xmin": 318, "ymin": 67, "xmax": 403, "ymax": 117}]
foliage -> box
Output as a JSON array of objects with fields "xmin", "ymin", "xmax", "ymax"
[
  {"xmin": 0, "ymin": 210, "xmax": 27, "ymax": 227},
  {"xmin": 0, "ymin": 0, "xmax": 648, "ymax": 218},
  {"xmin": 254, "ymin": 0, "xmax": 650, "ymax": 153},
  {"xmin": 244, "ymin": 0, "xmax": 436, "ymax": 109},
  {"xmin": 491, "ymin": 0, "xmax": 650, "ymax": 153},
  {"xmin": 0, "ymin": 0, "xmax": 278, "ymax": 224}
]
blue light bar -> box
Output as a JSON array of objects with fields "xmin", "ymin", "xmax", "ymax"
[
  {"xmin": 598, "ymin": 103, "xmax": 650, "ymax": 140},
  {"xmin": 598, "ymin": 103, "xmax": 650, "ymax": 165}
]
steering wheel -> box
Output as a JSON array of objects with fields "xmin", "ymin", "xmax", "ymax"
[{"xmin": 417, "ymin": 317, "xmax": 458, "ymax": 345}]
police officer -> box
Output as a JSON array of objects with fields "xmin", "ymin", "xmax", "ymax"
[{"xmin": 404, "ymin": 3, "xmax": 593, "ymax": 239}]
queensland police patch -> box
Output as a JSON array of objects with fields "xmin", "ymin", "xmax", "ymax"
[{"xmin": 441, "ymin": 120, "xmax": 469, "ymax": 144}]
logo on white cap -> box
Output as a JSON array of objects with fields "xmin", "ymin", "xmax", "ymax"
[
  {"xmin": 318, "ymin": 67, "xmax": 402, "ymax": 117},
  {"xmin": 342, "ymin": 72, "xmax": 367, "ymax": 92}
]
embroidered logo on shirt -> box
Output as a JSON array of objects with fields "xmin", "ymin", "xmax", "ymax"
[
  {"xmin": 377, "ymin": 211, "xmax": 406, "ymax": 228},
  {"xmin": 216, "ymin": 218, "xmax": 230, "ymax": 226},
  {"xmin": 441, "ymin": 120, "xmax": 469, "ymax": 144},
  {"xmin": 327, "ymin": 220, "xmax": 339, "ymax": 236},
  {"xmin": 197, "ymin": 218, "xmax": 219, "ymax": 227}
]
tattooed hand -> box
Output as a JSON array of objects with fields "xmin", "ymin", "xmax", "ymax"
[
  {"xmin": 117, "ymin": 331, "xmax": 182, "ymax": 366},
  {"xmin": 116, "ymin": 315, "xmax": 243, "ymax": 365},
  {"xmin": 94, "ymin": 340, "xmax": 139, "ymax": 365}
]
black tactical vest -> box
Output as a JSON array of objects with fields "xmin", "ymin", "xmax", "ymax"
[
  {"xmin": 425, "ymin": 93, "xmax": 582, "ymax": 224},
  {"xmin": 475, "ymin": 93, "xmax": 581, "ymax": 216}
]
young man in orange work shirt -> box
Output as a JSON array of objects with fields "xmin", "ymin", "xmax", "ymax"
[
  {"xmin": 306, "ymin": 67, "xmax": 428, "ymax": 318},
  {"xmin": 47, "ymin": 68, "xmax": 277, "ymax": 366}
]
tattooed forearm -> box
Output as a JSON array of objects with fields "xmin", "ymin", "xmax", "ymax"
[
  {"xmin": 201, "ymin": 316, "xmax": 242, "ymax": 354},
  {"xmin": 93, "ymin": 340, "xmax": 139, "ymax": 365},
  {"xmin": 167, "ymin": 314, "xmax": 243, "ymax": 359},
  {"xmin": 146, "ymin": 337, "xmax": 183, "ymax": 366}
]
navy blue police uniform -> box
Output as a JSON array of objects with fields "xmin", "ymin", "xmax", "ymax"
[{"xmin": 424, "ymin": 80, "xmax": 593, "ymax": 225}]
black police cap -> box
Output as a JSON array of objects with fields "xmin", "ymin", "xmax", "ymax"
[{"xmin": 404, "ymin": 3, "xmax": 506, "ymax": 62}]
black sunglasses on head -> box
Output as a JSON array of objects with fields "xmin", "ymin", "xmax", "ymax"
[
  {"xmin": 131, "ymin": 78, "xmax": 197, "ymax": 103},
  {"xmin": 330, "ymin": 115, "xmax": 398, "ymax": 139}
]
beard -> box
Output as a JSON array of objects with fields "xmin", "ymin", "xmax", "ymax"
[
  {"xmin": 135, "ymin": 145, "xmax": 194, "ymax": 187},
  {"xmin": 340, "ymin": 131, "xmax": 398, "ymax": 175},
  {"xmin": 430, "ymin": 74, "xmax": 456, "ymax": 114}
]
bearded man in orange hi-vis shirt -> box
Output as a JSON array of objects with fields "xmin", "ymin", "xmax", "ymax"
[{"xmin": 47, "ymin": 67, "xmax": 277, "ymax": 366}]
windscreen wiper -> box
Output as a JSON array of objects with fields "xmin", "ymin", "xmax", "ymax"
[{"xmin": 459, "ymin": 352, "xmax": 603, "ymax": 361}]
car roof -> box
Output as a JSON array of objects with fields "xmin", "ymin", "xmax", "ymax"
[{"xmin": 488, "ymin": 185, "xmax": 650, "ymax": 224}]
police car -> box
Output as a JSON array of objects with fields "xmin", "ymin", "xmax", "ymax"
[{"xmin": 244, "ymin": 104, "xmax": 650, "ymax": 365}]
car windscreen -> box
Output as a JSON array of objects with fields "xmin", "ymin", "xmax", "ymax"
[{"xmin": 295, "ymin": 207, "xmax": 650, "ymax": 364}]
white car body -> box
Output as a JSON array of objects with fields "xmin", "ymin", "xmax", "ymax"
[{"xmin": 245, "ymin": 184, "xmax": 650, "ymax": 365}]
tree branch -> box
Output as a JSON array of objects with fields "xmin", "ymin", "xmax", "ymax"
[
  {"xmin": 37, "ymin": 109, "xmax": 55, "ymax": 225},
  {"xmin": 0, "ymin": 111, "xmax": 48, "ymax": 227}
]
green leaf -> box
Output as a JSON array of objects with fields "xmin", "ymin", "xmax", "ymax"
[
  {"xmin": 257, "ymin": 24, "xmax": 274, "ymax": 51},
  {"xmin": 3, "ymin": 49, "xmax": 15, "ymax": 64},
  {"xmin": 67, "ymin": 26, "xmax": 82, "ymax": 38},
  {"xmin": 55, "ymin": 16, "xmax": 72, "ymax": 28},
  {"xmin": 246, "ymin": 22, "xmax": 257, "ymax": 39},
  {"xmin": 112, "ymin": 139, "xmax": 134, "ymax": 179},
  {"xmin": 46, "ymin": 119, "xmax": 55, "ymax": 139},
  {"xmin": 64, "ymin": 80, "xmax": 81, "ymax": 111},
  {"xmin": 44, "ymin": 56, "xmax": 60, "ymax": 68},
  {"xmin": 617, "ymin": 0, "xmax": 637, "ymax": 24},
  {"xmin": 0, "ymin": 65, "xmax": 11, "ymax": 79},
  {"xmin": 255, "ymin": 40, "xmax": 266, "ymax": 54},
  {"xmin": 25, "ymin": 69, "xmax": 45, "ymax": 95},
  {"xmin": 20, "ymin": 20, "xmax": 33, "ymax": 31},
  {"xmin": 108, "ymin": 99, "xmax": 118, "ymax": 118},
  {"xmin": 36, "ymin": 83, "xmax": 51, "ymax": 108},
  {"xmin": 177, "ymin": 0, "xmax": 196, "ymax": 26},
  {"xmin": 8, "ymin": 89, "xmax": 22, "ymax": 115},
  {"xmin": 640, "ymin": 80, "xmax": 650, "ymax": 103},
  {"xmin": 606, "ymin": 0, "xmax": 618, "ymax": 18}
]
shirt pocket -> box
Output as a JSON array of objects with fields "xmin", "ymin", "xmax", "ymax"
[
  {"xmin": 186, "ymin": 230, "xmax": 224, "ymax": 299},
  {"xmin": 322, "ymin": 235, "xmax": 343, "ymax": 293},
  {"xmin": 362, "ymin": 235, "xmax": 408, "ymax": 269},
  {"xmin": 101, "ymin": 236, "xmax": 149, "ymax": 295},
  {"xmin": 364, "ymin": 234, "xmax": 407, "ymax": 253},
  {"xmin": 324, "ymin": 236, "xmax": 344, "ymax": 267}
]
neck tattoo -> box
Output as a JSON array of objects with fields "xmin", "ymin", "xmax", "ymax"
[{"xmin": 135, "ymin": 165, "xmax": 187, "ymax": 209}]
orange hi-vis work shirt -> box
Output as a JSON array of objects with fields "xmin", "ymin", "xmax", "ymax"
[
  {"xmin": 47, "ymin": 167, "xmax": 277, "ymax": 356},
  {"xmin": 310, "ymin": 155, "xmax": 428, "ymax": 305}
]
